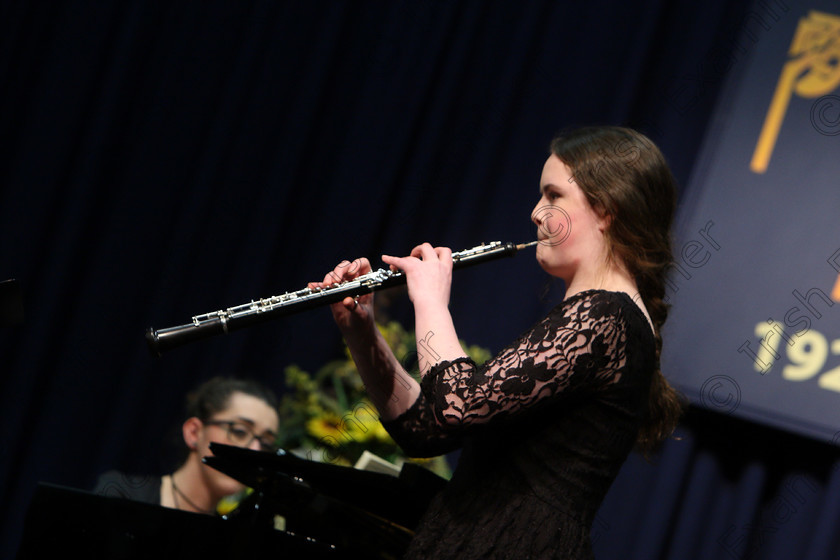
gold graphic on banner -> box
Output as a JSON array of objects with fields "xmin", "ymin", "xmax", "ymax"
[{"xmin": 751, "ymin": 10, "xmax": 840, "ymax": 173}]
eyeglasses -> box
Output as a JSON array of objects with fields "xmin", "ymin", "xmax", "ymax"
[{"xmin": 204, "ymin": 420, "xmax": 278, "ymax": 453}]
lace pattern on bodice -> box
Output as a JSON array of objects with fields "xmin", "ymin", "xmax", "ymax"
[{"xmin": 386, "ymin": 290, "xmax": 645, "ymax": 457}]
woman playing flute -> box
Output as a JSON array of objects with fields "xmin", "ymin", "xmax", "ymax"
[{"xmin": 314, "ymin": 125, "xmax": 683, "ymax": 559}]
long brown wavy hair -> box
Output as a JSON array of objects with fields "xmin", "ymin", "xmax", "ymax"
[{"xmin": 550, "ymin": 125, "xmax": 684, "ymax": 453}]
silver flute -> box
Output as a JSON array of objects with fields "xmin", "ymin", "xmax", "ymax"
[{"xmin": 145, "ymin": 240, "xmax": 538, "ymax": 356}]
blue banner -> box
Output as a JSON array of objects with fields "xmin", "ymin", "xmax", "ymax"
[{"xmin": 661, "ymin": 0, "xmax": 840, "ymax": 444}]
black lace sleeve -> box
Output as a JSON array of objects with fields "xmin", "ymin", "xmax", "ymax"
[{"xmin": 382, "ymin": 291, "xmax": 636, "ymax": 457}]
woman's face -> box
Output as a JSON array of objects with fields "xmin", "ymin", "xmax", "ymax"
[
  {"xmin": 195, "ymin": 392, "xmax": 280, "ymax": 496},
  {"xmin": 531, "ymin": 154, "xmax": 610, "ymax": 282}
]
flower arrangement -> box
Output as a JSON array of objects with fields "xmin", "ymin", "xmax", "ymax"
[{"xmin": 276, "ymin": 320, "xmax": 492, "ymax": 479}]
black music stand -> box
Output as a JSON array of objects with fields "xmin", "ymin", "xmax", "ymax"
[{"xmin": 204, "ymin": 443, "xmax": 446, "ymax": 558}]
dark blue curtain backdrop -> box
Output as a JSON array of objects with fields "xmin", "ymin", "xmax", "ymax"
[{"xmin": 3, "ymin": 1, "xmax": 839, "ymax": 558}]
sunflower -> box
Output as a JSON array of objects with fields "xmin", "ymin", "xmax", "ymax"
[{"xmin": 305, "ymin": 413, "xmax": 345, "ymax": 445}]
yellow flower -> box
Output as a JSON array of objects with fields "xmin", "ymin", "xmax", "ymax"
[
  {"xmin": 338, "ymin": 400, "xmax": 385, "ymax": 443},
  {"xmin": 372, "ymin": 421, "xmax": 394, "ymax": 444},
  {"xmin": 216, "ymin": 488, "xmax": 252, "ymax": 516},
  {"xmin": 305, "ymin": 414, "xmax": 344, "ymax": 446}
]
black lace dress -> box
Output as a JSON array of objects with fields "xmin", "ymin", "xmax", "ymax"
[{"xmin": 382, "ymin": 290, "xmax": 656, "ymax": 559}]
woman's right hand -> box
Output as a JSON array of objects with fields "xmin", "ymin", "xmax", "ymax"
[{"xmin": 309, "ymin": 257, "xmax": 375, "ymax": 333}]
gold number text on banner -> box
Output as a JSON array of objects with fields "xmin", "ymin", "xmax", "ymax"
[{"xmin": 750, "ymin": 10, "xmax": 840, "ymax": 174}]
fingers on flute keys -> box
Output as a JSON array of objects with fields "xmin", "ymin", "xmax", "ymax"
[
  {"xmin": 323, "ymin": 258, "xmax": 368, "ymax": 286},
  {"xmin": 386, "ymin": 243, "xmax": 452, "ymax": 272},
  {"xmin": 318, "ymin": 258, "xmax": 368, "ymax": 315}
]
